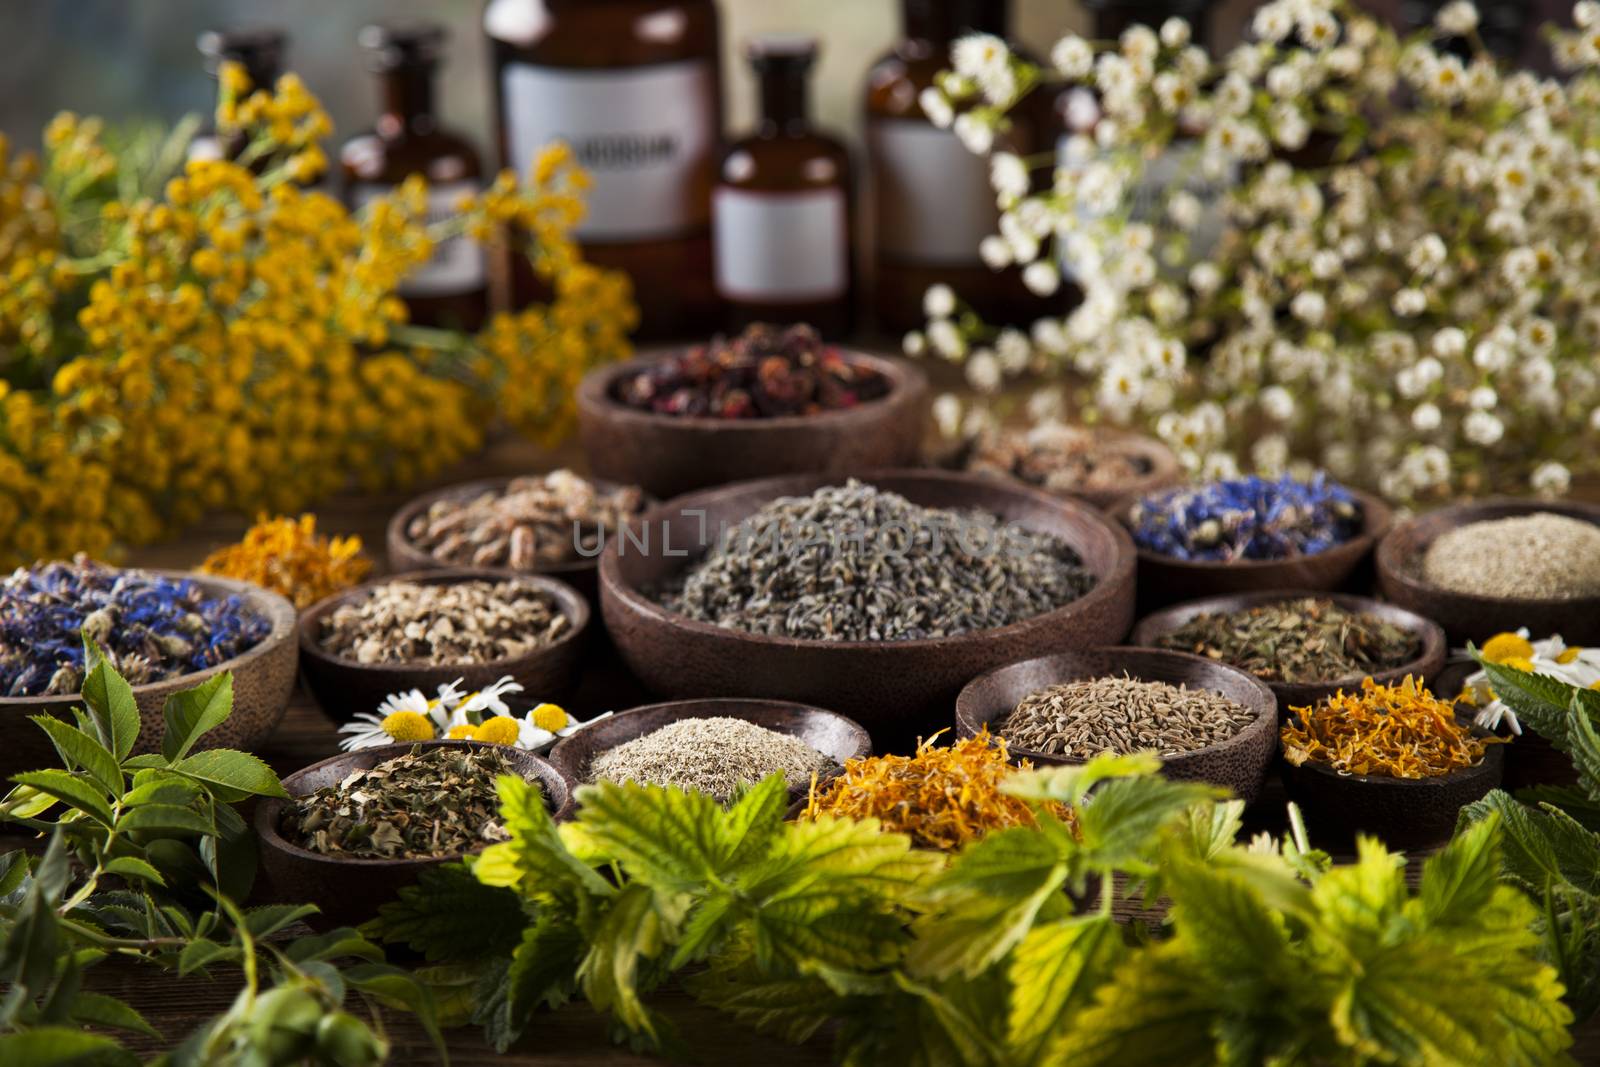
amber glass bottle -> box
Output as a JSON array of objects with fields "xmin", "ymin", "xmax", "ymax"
[
  {"xmin": 341, "ymin": 23, "xmax": 487, "ymax": 331},
  {"xmin": 485, "ymin": 0, "xmax": 723, "ymax": 340},
  {"xmin": 191, "ymin": 27, "xmax": 287, "ymax": 164},
  {"xmin": 714, "ymin": 37, "xmax": 853, "ymax": 337},
  {"xmin": 865, "ymin": 0, "xmax": 1052, "ymax": 334}
]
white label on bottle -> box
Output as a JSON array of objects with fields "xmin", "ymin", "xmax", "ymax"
[
  {"xmin": 870, "ymin": 121, "xmax": 996, "ymax": 265},
  {"xmin": 502, "ymin": 60, "xmax": 714, "ymax": 243},
  {"xmin": 351, "ymin": 180, "xmax": 487, "ymax": 297},
  {"xmin": 713, "ymin": 188, "xmax": 847, "ymax": 302}
]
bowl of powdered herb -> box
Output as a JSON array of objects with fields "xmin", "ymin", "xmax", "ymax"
[
  {"xmin": 256, "ymin": 740, "xmax": 572, "ymax": 928},
  {"xmin": 0, "ymin": 558, "xmax": 298, "ymax": 778},
  {"xmin": 954, "ymin": 647, "xmax": 1278, "ymax": 802},
  {"xmin": 599, "ymin": 471, "xmax": 1136, "ymax": 750},
  {"xmin": 1377, "ymin": 498, "xmax": 1600, "ymax": 646},
  {"xmin": 549, "ymin": 699, "xmax": 870, "ymax": 804},
  {"xmin": 1130, "ymin": 591, "xmax": 1445, "ymax": 721},
  {"xmin": 298, "ymin": 568, "xmax": 589, "ymax": 724}
]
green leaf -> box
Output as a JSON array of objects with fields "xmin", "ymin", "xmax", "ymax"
[
  {"xmin": 160, "ymin": 672, "xmax": 233, "ymax": 763},
  {"xmin": 284, "ymin": 927, "xmax": 385, "ymax": 965},
  {"xmin": 572, "ymin": 778, "xmax": 733, "ymax": 889},
  {"xmin": 0, "ymin": 850, "xmax": 29, "ymax": 902},
  {"xmin": 1003, "ymin": 751, "xmax": 1165, "ymax": 807},
  {"xmin": 10, "ymin": 769, "xmax": 114, "ymax": 828},
  {"xmin": 473, "ymin": 774, "xmax": 613, "ymax": 902},
  {"xmin": 67, "ymin": 992, "xmax": 159, "ymax": 1038},
  {"xmin": 1567, "ymin": 693, "xmax": 1600, "ymax": 802},
  {"xmin": 1461, "ymin": 791, "xmax": 1600, "ymax": 896},
  {"xmin": 1, "ymin": 833, "xmax": 69, "ymax": 991},
  {"xmin": 364, "ymin": 861, "xmax": 526, "ymax": 961},
  {"xmin": 1047, "ymin": 943, "xmax": 1218, "ymax": 1067},
  {"xmin": 80, "ymin": 637, "xmax": 141, "ymax": 762},
  {"xmin": 346, "ymin": 963, "xmax": 447, "ymax": 1063},
  {"xmin": 0, "ymin": 783, "xmax": 60, "ymax": 821},
  {"xmin": 576, "ymin": 882, "xmax": 678, "ymax": 1043},
  {"xmin": 100, "ymin": 856, "xmax": 167, "ymax": 887},
  {"xmin": 242, "ymin": 903, "xmax": 318, "ymax": 938},
  {"xmin": 121, "ymin": 776, "xmax": 203, "ymax": 808},
  {"xmin": 1075, "ymin": 776, "xmax": 1227, "ymax": 872},
  {"xmin": 172, "ymin": 748, "xmax": 286, "ymax": 799},
  {"xmin": 176, "ymin": 938, "xmax": 234, "ymax": 976},
  {"xmin": 28, "ymin": 715, "xmax": 122, "ymax": 799},
  {"xmin": 0, "ymin": 1027, "xmax": 138, "ymax": 1066},
  {"xmin": 1420, "ymin": 812, "xmax": 1501, "ymax": 926},
  {"xmin": 115, "ymin": 803, "xmax": 215, "ymax": 837},
  {"xmin": 1008, "ymin": 915, "xmax": 1126, "ymax": 1063}
]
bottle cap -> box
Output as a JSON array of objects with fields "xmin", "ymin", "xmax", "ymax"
[
  {"xmin": 196, "ymin": 26, "xmax": 287, "ymax": 85},
  {"xmin": 359, "ymin": 21, "xmax": 448, "ymax": 71},
  {"xmin": 745, "ymin": 33, "xmax": 819, "ymax": 72}
]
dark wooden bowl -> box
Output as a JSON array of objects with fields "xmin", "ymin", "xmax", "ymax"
[
  {"xmin": 938, "ymin": 426, "xmax": 1184, "ymax": 510},
  {"xmin": 548, "ymin": 698, "xmax": 872, "ymax": 803},
  {"xmin": 600, "ymin": 469, "xmax": 1137, "ymax": 752},
  {"xmin": 1129, "ymin": 591, "xmax": 1447, "ymax": 723},
  {"xmin": 953, "ymin": 646, "xmax": 1278, "ymax": 803},
  {"xmin": 576, "ymin": 348, "xmax": 930, "ymax": 500},
  {"xmin": 385, "ymin": 474, "xmax": 653, "ymax": 604},
  {"xmin": 1107, "ymin": 487, "xmax": 1392, "ymax": 612},
  {"xmin": 298, "ymin": 568, "xmax": 590, "ymax": 725},
  {"xmin": 1, "ymin": 572, "xmax": 298, "ymax": 779},
  {"xmin": 1279, "ymin": 720, "xmax": 1505, "ymax": 850},
  {"xmin": 1432, "ymin": 660, "xmax": 1578, "ymax": 792},
  {"xmin": 254, "ymin": 740, "xmax": 573, "ymax": 928},
  {"xmin": 1376, "ymin": 497, "xmax": 1600, "ymax": 646}
]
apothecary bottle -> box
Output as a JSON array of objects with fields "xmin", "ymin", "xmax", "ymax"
[
  {"xmin": 715, "ymin": 36, "xmax": 854, "ymax": 338},
  {"xmin": 485, "ymin": 0, "xmax": 723, "ymax": 340},
  {"xmin": 340, "ymin": 22, "xmax": 488, "ymax": 331},
  {"xmin": 191, "ymin": 27, "xmax": 287, "ymax": 165},
  {"xmin": 865, "ymin": 0, "xmax": 1052, "ymax": 333}
]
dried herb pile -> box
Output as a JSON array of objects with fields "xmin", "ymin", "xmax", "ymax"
[
  {"xmin": 587, "ymin": 716, "xmax": 832, "ymax": 803},
  {"xmin": 317, "ymin": 578, "xmax": 569, "ymax": 665},
  {"xmin": 1000, "ymin": 674, "xmax": 1255, "ymax": 758},
  {"xmin": 281, "ymin": 745, "xmax": 523, "ymax": 859},
  {"xmin": 963, "ymin": 424, "xmax": 1156, "ymax": 496},
  {"xmin": 1154, "ymin": 597, "xmax": 1419, "ymax": 684},
  {"xmin": 802, "ymin": 731, "xmax": 1050, "ymax": 850},
  {"xmin": 1127, "ymin": 474, "xmax": 1361, "ymax": 562},
  {"xmin": 1281, "ymin": 675, "xmax": 1497, "ymax": 779},
  {"xmin": 0, "ymin": 555, "xmax": 269, "ymax": 696},
  {"xmin": 200, "ymin": 513, "xmax": 372, "ymax": 609},
  {"xmin": 1421, "ymin": 512, "xmax": 1600, "ymax": 599}
]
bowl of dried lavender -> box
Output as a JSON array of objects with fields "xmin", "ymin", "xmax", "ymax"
[
  {"xmin": 599, "ymin": 470, "xmax": 1136, "ymax": 750},
  {"xmin": 1130, "ymin": 592, "xmax": 1446, "ymax": 721},
  {"xmin": 255, "ymin": 740, "xmax": 572, "ymax": 928},
  {"xmin": 0, "ymin": 558, "xmax": 298, "ymax": 778},
  {"xmin": 385, "ymin": 470, "xmax": 651, "ymax": 602},
  {"xmin": 954, "ymin": 647, "xmax": 1278, "ymax": 803},
  {"xmin": 1376, "ymin": 498, "xmax": 1600, "ymax": 646},
  {"xmin": 1108, "ymin": 474, "xmax": 1392, "ymax": 611},
  {"xmin": 298, "ymin": 569, "xmax": 589, "ymax": 724},
  {"xmin": 576, "ymin": 323, "xmax": 929, "ymax": 500}
]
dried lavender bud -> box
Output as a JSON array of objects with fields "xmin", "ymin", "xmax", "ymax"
[
  {"xmin": 317, "ymin": 579, "xmax": 570, "ymax": 666},
  {"xmin": 0, "ymin": 556, "xmax": 269, "ymax": 697},
  {"xmin": 613, "ymin": 323, "xmax": 889, "ymax": 419},
  {"xmin": 1127, "ymin": 474, "xmax": 1361, "ymax": 562}
]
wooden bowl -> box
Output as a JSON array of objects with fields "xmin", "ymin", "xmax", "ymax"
[
  {"xmin": 576, "ymin": 348, "xmax": 929, "ymax": 500},
  {"xmin": 298, "ymin": 568, "xmax": 590, "ymax": 725},
  {"xmin": 1376, "ymin": 497, "xmax": 1600, "ymax": 646},
  {"xmin": 600, "ymin": 469, "xmax": 1137, "ymax": 752},
  {"xmin": 254, "ymin": 740, "xmax": 573, "ymax": 928},
  {"xmin": 1432, "ymin": 660, "xmax": 1578, "ymax": 792},
  {"xmin": 953, "ymin": 646, "xmax": 1278, "ymax": 803},
  {"xmin": 385, "ymin": 475, "xmax": 653, "ymax": 604},
  {"xmin": 548, "ymin": 698, "xmax": 871, "ymax": 802},
  {"xmin": 1, "ymin": 571, "xmax": 298, "ymax": 779},
  {"xmin": 938, "ymin": 426, "xmax": 1184, "ymax": 510},
  {"xmin": 1129, "ymin": 591, "xmax": 1447, "ymax": 723},
  {"xmin": 1278, "ymin": 717, "xmax": 1505, "ymax": 850},
  {"xmin": 1108, "ymin": 487, "xmax": 1392, "ymax": 612}
]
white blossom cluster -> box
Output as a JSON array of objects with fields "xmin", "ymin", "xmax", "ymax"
[{"xmin": 911, "ymin": 0, "xmax": 1600, "ymax": 502}]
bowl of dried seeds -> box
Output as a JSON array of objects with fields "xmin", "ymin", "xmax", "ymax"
[
  {"xmin": 576, "ymin": 325, "xmax": 930, "ymax": 500},
  {"xmin": 298, "ymin": 569, "xmax": 590, "ymax": 724},
  {"xmin": 549, "ymin": 698, "xmax": 871, "ymax": 804},
  {"xmin": 954, "ymin": 646, "xmax": 1278, "ymax": 803},
  {"xmin": 600, "ymin": 470, "xmax": 1137, "ymax": 751},
  {"xmin": 386, "ymin": 470, "xmax": 651, "ymax": 602},
  {"xmin": 1376, "ymin": 498, "xmax": 1600, "ymax": 646},
  {"xmin": 255, "ymin": 740, "xmax": 573, "ymax": 928},
  {"xmin": 1130, "ymin": 591, "xmax": 1446, "ymax": 721}
]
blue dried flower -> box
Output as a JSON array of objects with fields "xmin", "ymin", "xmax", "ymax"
[
  {"xmin": 1128, "ymin": 474, "xmax": 1361, "ymax": 563},
  {"xmin": 0, "ymin": 556, "xmax": 270, "ymax": 697}
]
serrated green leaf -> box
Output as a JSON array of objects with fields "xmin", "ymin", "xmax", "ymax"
[
  {"xmin": 115, "ymin": 803, "xmax": 214, "ymax": 836},
  {"xmin": 1003, "ymin": 751, "xmax": 1165, "ymax": 806},
  {"xmin": 284, "ymin": 926, "xmax": 385, "ymax": 965},
  {"xmin": 10, "ymin": 769, "xmax": 114, "ymax": 827},
  {"xmin": 173, "ymin": 747, "xmax": 285, "ymax": 799},
  {"xmin": 1008, "ymin": 916, "xmax": 1126, "ymax": 1063},
  {"xmin": 1076, "ymin": 776, "xmax": 1227, "ymax": 872},
  {"xmin": 28, "ymin": 715, "xmax": 122, "ymax": 798},
  {"xmin": 1047, "ymin": 942, "xmax": 1216, "ymax": 1067},
  {"xmin": 1461, "ymin": 790, "xmax": 1600, "ymax": 896},
  {"xmin": 346, "ymin": 960, "xmax": 446, "ymax": 1060},
  {"xmin": 67, "ymin": 991, "xmax": 159, "ymax": 1037},
  {"xmin": 243, "ymin": 903, "xmax": 318, "ymax": 938},
  {"xmin": 0, "ymin": 783, "xmax": 60, "ymax": 821},
  {"xmin": 1567, "ymin": 693, "xmax": 1600, "ymax": 801},
  {"xmin": 176, "ymin": 937, "xmax": 234, "ymax": 976},
  {"xmin": 0, "ymin": 1026, "xmax": 138, "ymax": 1066},
  {"xmin": 1420, "ymin": 812, "xmax": 1501, "ymax": 926},
  {"xmin": 100, "ymin": 856, "xmax": 167, "ymax": 887},
  {"xmin": 472, "ymin": 774, "xmax": 612, "ymax": 902},
  {"xmin": 121, "ymin": 776, "xmax": 203, "ymax": 808},
  {"xmin": 160, "ymin": 672, "xmax": 233, "ymax": 763},
  {"xmin": 364, "ymin": 861, "xmax": 526, "ymax": 961},
  {"xmin": 576, "ymin": 882, "xmax": 681, "ymax": 1043},
  {"xmin": 80, "ymin": 638, "xmax": 141, "ymax": 762},
  {"xmin": 572, "ymin": 778, "xmax": 731, "ymax": 889}
]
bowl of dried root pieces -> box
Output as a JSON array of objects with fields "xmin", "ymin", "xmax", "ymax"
[
  {"xmin": 255, "ymin": 740, "xmax": 572, "ymax": 927},
  {"xmin": 298, "ymin": 568, "xmax": 589, "ymax": 724},
  {"xmin": 955, "ymin": 646, "xmax": 1278, "ymax": 803}
]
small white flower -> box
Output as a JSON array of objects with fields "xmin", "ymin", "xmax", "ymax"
[
  {"xmin": 954, "ymin": 112, "xmax": 995, "ymax": 154},
  {"xmin": 989, "ymin": 152, "xmax": 1029, "ymax": 202},
  {"xmin": 1253, "ymin": 4, "xmax": 1293, "ymax": 43},
  {"xmin": 1290, "ymin": 290, "xmax": 1326, "ymax": 325},
  {"xmin": 928, "ymin": 320, "xmax": 966, "ymax": 359},
  {"xmin": 1463, "ymin": 410, "xmax": 1505, "ymax": 446},
  {"xmin": 1260, "ymin": 385, "xmax": 1296, "ymax": 422},
  {"xmin": 1120, "ymin": 24, "xmax": 1159, "ymax": 62},
  {"xmin": 1468, "ymin": 386, "xmax": 1498, "ymax": 410},
  {"xmin": 1393, "ymin": 287, "xmax": 1427, "ymax": 316},
  {"xmin": 1407, "ymin": 234, "xmax": 1448, "ymax": 275},
  {"xmin": 1051, "ymin": 35, "xmax": 1094, "ymax": 78},
  {"xmin": 902, "ymin": 331, "xmax": 926, "ymax": 356},
  {"xmin": 1411, "ymin": 402, "xmax": 1442, "ymax": 431},
  {"xmin": 952, "ymin": 33, "xmax": 1008, "ymax": 80},
  {"xmin": 1590, "ymin": 407, "xmax": 1600, "ymax": 433},
  {"xmin": 1531, "ymin": 461, "xmax": 1572, "ymax": 495},
  {"xmin": 1579, "ymin": 1, "xmax": 1600, "ymax": 29},
  {"xmin": 965, "ymin": 349, "xmax": 1003, "ymax": 393},
  {"xmin": 1199, "ymin": 450, "xmax": 1241, "ymax": 481},
  {"xmin": 1251, "ymin": 434, "xmax": 1290, "ymax": 474},
  {"xmin": 1189, "ymin": 262, "xmax": 1222, "ymax": 294},
  {"xmin": 1159, "ymin": 17, "xmax": 1191, "ymax": 49},
  {"xmin": 1431, "ymin": 327, "xmax": 1467, "ymax": 358},
  {"xmin": 1435, "ymin": 1, "xmax": 1479, "ymax": 35},
  {"xmin": 1473, "ymin": 339, "xmax": 1512, "ymax": 372},
  {"xmin": 455, "ymin": 676, "xmax": 526, "ymax": 719},
  {"xmin": 1521, "ymin": 357, "xmax": 1557, "ymax": 390},
  {"xmin": 932, "ymin": 393, "xmax": 962, "ymax": 438},
  {"xmin": 1023, "ymin": 260, "xmax": 1061, "ymax": 296},
  {"xmin": 923, "ymin": 284, "xmax": 956, "ymax": 319},
  {"xmin": 1267, "ymin": 63, "xmax": 1303, "ymax": 99},
  {"xmin": 918, "ymin": 87, "xmax": 954, "ymax": 129},
  {"xmin": 1520, "ymin": 317, "xmax": 1557, "ymax": 355},
  {"xmin": 995, "ymin": 329, "xmax": 1032, "ymax": 373},
  {"xmin": 1031, "ymin": 318, "xmax": 1069, "ymax": 355},
  {"xmin": 1166, "ymin": 190, "xmax": 1202, "ymax": 230},
  {"xmin": 979, "ymin": 235, "xmax": 1013, "ymax": 270}
]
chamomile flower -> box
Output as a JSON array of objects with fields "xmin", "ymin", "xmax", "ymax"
[
  {"xmin": 513, "ymin": 704, "xmax": 614, "ymax": 751},
  {"xmin": 454, "ymin": 676, "xmax": 526, "ymax": 720}
]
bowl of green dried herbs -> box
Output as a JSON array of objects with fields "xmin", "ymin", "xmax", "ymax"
[
  {"xmin": 254, "ymin": 740, "xmax": 572, "ymax": 928},
  {"xmin": 1130, "ymin": 591, "xmax": 1446, "ymax": 721}
]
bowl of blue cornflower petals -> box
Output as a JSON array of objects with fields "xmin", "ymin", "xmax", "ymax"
[{"xmin": 1109, "ymin": 474, "xmax": 1391, "ymax": 611}]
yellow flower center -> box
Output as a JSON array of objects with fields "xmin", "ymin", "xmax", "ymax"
[
  {"xmin": 1557, "ymin": 646, "xmax": 1583, "ymax": 664},
  {"xmin": 380, "ymin": 710, "xmax": 435, "ymax": 742},
  {"xmin": 531, "ymin": 703, "xmax": 569, "ymax": 732},
  {"xmin": 1502, "ymin": 656, "xmax": 1536, "ymax": 673},
  {"xmin": 447, "ymin": 724, "xmax": 476, "ymax": 740},
  {"xmin": 472, "ymin": 717, "xmax": 521, "ymax": 745},
  {"xmin": 1481, "ymin": 632, "xmax": 1535, "ymax": 665}
]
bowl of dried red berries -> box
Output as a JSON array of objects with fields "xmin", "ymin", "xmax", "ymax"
[{"xmin": 577, "ymin": 322, "xmax": 928, "ymax": 500}]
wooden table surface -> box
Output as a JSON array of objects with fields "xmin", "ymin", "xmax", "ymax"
[{"xmin": 30, "ymin": 435, "xmax": 1600, "ymax": 1063}]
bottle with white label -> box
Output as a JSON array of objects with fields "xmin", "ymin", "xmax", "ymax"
[
  {"xmin": 485, "ymin": 0, "xmax": 722, "ymax": 341},
  {"xmin": 341, "ymin": 22, "xmax": 487, "ymax": 331},
  {"xmin": 191, "ymin": 27, "xmax": 288, "ymax": 168},
  {"xmin": 865, "ymin": 0, "xmax": 1055, "ymax": 333},
  {"xmin": 714, "ymin": 36, "xmax": 853, "ymax": 338}
]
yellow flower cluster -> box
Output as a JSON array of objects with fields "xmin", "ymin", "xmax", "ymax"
[
  {"xmin": 0, "ymin": 67, "xmax": 634, "ymax": 568},
  {"xmin": 199, "ymin": 513, "xmax": 371, "ymax": 609}
]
